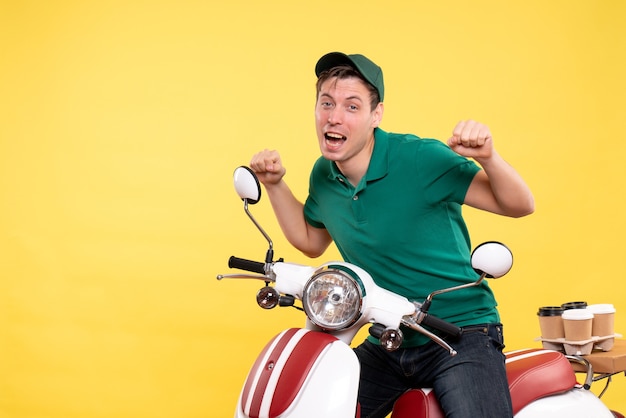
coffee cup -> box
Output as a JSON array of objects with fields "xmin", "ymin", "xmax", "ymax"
[
  {"xmin": 562, "ymin": 308, "xmax": 594, "ymax": 342},
  {"xmin": 537, "ymin": 306, "xmax": 565, "ymax": 339},
  {"xmin": 587, "ymin": 304, "xmax": 616, "ymax": 337}
]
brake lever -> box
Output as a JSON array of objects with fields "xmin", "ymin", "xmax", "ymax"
[{"xmin": 401, "ymin": 316, "xmax": 458, "ymax": 356}]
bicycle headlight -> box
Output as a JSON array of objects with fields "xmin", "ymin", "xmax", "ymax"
[{"xmin": 302, "ymin": 266, "xmax": 364, "ymax": 330}]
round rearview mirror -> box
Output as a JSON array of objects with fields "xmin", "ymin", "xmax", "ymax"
[
  {"xmin": 233, "ymin": 166, "xmax": 261, "ymax": 204},
  {"xmin": 471, "ymin": 242, "xmax": 513, "ymax": 278}
]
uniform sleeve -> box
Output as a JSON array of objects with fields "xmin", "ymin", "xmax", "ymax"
[
  {"xmin": 303, "ymin": 159, "xmax": 326, "ymax": 229},
  {"xmin": 304, "ymin": 195, "xmax": 325, "ymax": 229},
  {"xmin": 418, "ymin": 140, "xmax": 481, "ymax": 205}
]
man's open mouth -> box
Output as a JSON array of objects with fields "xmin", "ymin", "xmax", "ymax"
[{"xmin": 325, "ymin": 132, "xmax": 347, "ymax": 142}]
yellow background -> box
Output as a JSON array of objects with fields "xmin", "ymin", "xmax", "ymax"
[{"xmin": 1, "ymin": 1, "xmax": 625, "ymax": 417}]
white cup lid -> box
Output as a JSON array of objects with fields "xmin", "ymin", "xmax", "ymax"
[
  {"xmin": 587, "ymin": 304, "xmax": 616, "ymax": 314},
  {"xmin": 562, "ymin": 308, "xmax": 594, "ymax": 320}
]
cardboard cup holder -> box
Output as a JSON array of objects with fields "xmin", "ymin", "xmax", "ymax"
[{"xmin": 536, "ymin": 334, "xmax": 622, "ymax": 355}]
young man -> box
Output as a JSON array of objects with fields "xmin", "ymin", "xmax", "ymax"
[{"xmin": 249, "ymin": 52, "xmax": 534, "ymax": 418}]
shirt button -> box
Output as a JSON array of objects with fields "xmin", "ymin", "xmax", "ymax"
[{"xmin": 353, "ymin": 196, "xmax": 359, "ymax": 201}]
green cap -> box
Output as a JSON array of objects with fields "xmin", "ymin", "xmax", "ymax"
[{"xmin": 315, "ymin": 52, "xmax": 384, "ymax": 102}]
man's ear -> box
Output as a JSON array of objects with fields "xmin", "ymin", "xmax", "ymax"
[{"xmin": 372, "ymin": 102, "xmax": 384, "ymax": 128}]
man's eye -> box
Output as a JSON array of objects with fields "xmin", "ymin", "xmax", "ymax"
[
  {"xmin": 321, "ymin": 102, "xmax": 333, "ymax": 108},
  {"xmin": 348, "ymin": 104, "xmax": 359, "ymax": 111}
]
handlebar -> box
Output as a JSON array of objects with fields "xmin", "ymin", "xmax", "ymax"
[
  {"xmin": 228, "ymin": 256, "xmax": 266, "ymax": 274},
  {"xmin": 420, "ymin": 313, "xmax": 462, "ymax": 338}
]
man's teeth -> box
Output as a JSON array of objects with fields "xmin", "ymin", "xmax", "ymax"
[{"xmin": 326, "ymin": 133, "xmax": 346, "ymax": 140}]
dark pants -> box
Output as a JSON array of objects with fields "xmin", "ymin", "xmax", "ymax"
[{"xmin": 354, "ymin": 323, "xmax": 513, "ymax": 418}]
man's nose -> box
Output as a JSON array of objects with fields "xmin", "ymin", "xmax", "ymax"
[{"xmin": 328, "ymin": 108, "xmax": 342, "ymax": 124}]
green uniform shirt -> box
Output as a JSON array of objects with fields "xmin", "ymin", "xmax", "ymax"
[{"xmin": 303, "ymin": 128, "xmax": 500, "ymax": 346}]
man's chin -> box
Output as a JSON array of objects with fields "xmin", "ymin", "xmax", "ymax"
[
  {"xmin": 320, "ymin": 149, "xmax": 342, "ymax": 161},
  {"xmin": 321, "ymin": 142, "xmax": 346, "ymax": 157}
]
